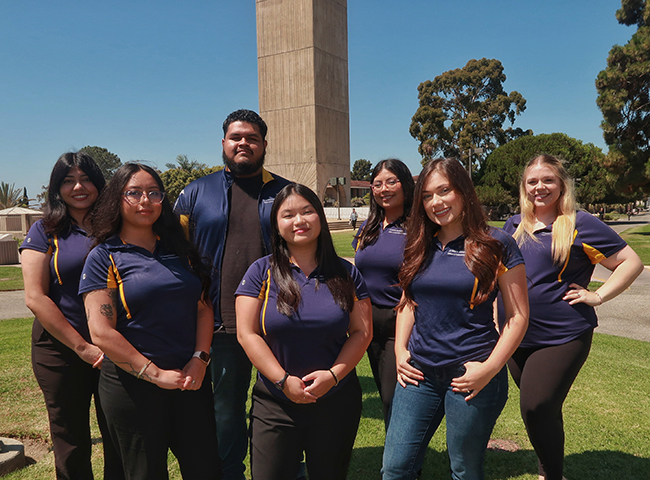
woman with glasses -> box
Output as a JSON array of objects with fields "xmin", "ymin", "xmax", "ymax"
[
  {"xmin": 80, "ymin": 163, "xmax": 221, "ymax": 479},
  {"xmin": 236, "ymin": 183, "xmax": 372, "ymax": 480},
  {"xmin": 382, "ymin": 158, "xmax": 528, "ymax": 479},
  {"xmin": 353, "ymin": 158, "xmax": 414, "ymax": 427},
  {"xmin": 21, "ymin": 152, "xmax": 124, "ymax": 479},
  {"xmin": 502, "ymin": 155, "xmax": 643, "ymax": 480}
]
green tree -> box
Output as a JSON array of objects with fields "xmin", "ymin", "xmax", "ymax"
[
  {"xmin": 595, "ymin": 0, "xmax": 650, "ymax": 194},
  {"xmin": 165, "ymin": 154, "xmax": 208, "ymax": 172},
  {"xmin": 160, "ymin": 164, "xmax": 223, "ymax": 205},
  {"xmin": 476, "ymin": 133, "xmax": 619, "ymax": 209},
  {"xmin": 351, "ymin": 159, "xmax": 372, "ymax": 181},
  {"xmin": 410, "ymin": 58, "xmax": 531, "ymax": 170},
  {"xmin": 80, "ymin": 146, "xmax": 122, "ymax": 181},
  {"xmin": 0, "ymin": 182, "xmax": 23, "ymax": 209}
]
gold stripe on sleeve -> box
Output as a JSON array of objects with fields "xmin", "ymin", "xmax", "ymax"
[
  {"xmin": 109, "ymin": 254, "xmax": 132, "ymax": 320},
  {"xmin": 52, "ymin": 236, "xmax": 63, "ymax": 285},
  {"xmin": 261, "ymin": 269, "xmax": 272, "ymax": 336},
  {"xmin": 469, "ymin": 277, "xmax": 479, "ymax": 310},
  {"xmin": 582, "ymin": 243, "xmax": 606, "ymax": 265},
  {"xmin": 557, "ymin": 230, "xmax": 578, "ymax": 282}
]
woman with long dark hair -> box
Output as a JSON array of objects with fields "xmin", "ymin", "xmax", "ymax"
[
  {"xmin": 236, "ymin": 183, "xmax": 372, "ymax": 480},
  {"xmin": 353, "ymin": 158, "xmax": 414, "ymax": 427},
  {"xmin": 382, "ymin": 158, "xmax": 529, "ymax": 479},
  {"xmin": 21, "ymin": 152, "xmax": 123, "ymax": 479},
  {"xmin": 80, "ymin": 163, "xmax": 220, "ymax": 479},
  {"xmin": 503, "ymin": 155, "xmax": 643, "ymax": 480}
]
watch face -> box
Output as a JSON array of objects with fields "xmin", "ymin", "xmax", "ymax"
[{"xmin": 199, "ymin": 351, "xmax": 210, "ymax": 363}]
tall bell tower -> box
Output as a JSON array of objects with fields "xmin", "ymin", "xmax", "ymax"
[{"xmin": 256, "ymin": 0, "xmax": 350, "ymax": 204}]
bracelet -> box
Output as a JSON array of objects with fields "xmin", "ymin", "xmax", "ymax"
[
  {"xmin": 595, "ymin": 292, "xmax": 603, "ymax": 305},
  {"xmin": 329, "ymin": 368, "xmax": 339, "ymax": 386},
  {"xmin": 137, "ymin": 360, "xmax": 152, "ymax": 379}
]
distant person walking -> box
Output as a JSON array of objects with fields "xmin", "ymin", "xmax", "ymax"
[
  {"xmin": 349, "ymin": 208, "xmax": 358, "ymax": 229},
  {"xmin": 502, "ymin": 154, "xmax": 643, "ymax": 480},
  {"xmin": 21, "ymin": 152, "xmax": 124, "ymax": 480}
]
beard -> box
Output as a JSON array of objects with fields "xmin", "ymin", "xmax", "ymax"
[{"xmin": 222, "ymin": 149, "xmax": 266, "ymax": 177}]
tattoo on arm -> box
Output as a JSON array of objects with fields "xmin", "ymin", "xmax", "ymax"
[
  {"xmin": 114, "ymin": 361, "xmax": 154, "ymax": 382},
  {"xmin": 100, "ymin": 303, "xmax": 114, "ymax": 318}
]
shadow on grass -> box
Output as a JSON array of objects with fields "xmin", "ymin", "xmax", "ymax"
[
  {"xmin": 565, "ymin": 450, "xmax": 650, "ymax": 479},
  {"xmin": 359, "ymin": 374, "xmax": 384, "ymax": 421},
  {"xmin": 350, "ymin": 443, "xmax": 650, "ymax": 479}
]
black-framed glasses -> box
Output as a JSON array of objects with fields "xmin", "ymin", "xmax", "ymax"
[
  {"xmin": 371, "ymin": 178, "xmax": 400, "ymax": 191},
  {"xmin": 122, "ymin": 190, "xmax": 166, "ymax": 205}
]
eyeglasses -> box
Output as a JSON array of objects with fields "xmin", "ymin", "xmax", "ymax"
[
  {"xmin": 371, "ymin": 178, "xmax": 400, "ymax": 191},
  {"xmin": 122, "ymin": 190, "xmax": 166, "ymax": 205}
]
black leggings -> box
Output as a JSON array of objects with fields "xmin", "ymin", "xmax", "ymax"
[
  {"xmin": 366, "ymin": 304, "xmax": 397, "ymax": 428},
  {"xmin": 508, "ymin": 329, "xmax": 593, "ymax": 480}
]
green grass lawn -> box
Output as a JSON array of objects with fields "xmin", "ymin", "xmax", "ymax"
[
  {"xmin": 0, "ymin": 266, "xmax": 24, "ymax": 291},
  {"xmin": 620, "ymin": 223, "xmax": 650, "ymax": 265},
  {"xmin": 1, "ymin": 316, "xmax": 648, "ymax": 479},
  {"xmin": 332, "ymin": 230, "xmax": 356, "ymax": 258}
]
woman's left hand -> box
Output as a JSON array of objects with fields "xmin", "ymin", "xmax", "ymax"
[
  {"xmin": 563, "ymin": 283, "xmax": 602, "ymax": 306},
  {"xmin": 450, "ymin": 361, "xmax": 498, "ymax": 401},
  {"xmin": 302, "ymin": 370, "xmax": 337, "ymax": 399},
  {"xmin": 181, "ymin": 357, "xmax": 208, "ymax": 391}
]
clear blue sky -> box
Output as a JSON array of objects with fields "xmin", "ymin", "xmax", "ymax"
[{"xmin": 0, "ymin": 0, "xmax": 633, "ymax": 203}]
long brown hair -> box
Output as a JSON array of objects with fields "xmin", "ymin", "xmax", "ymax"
[
  {"xmin": 356, "ymin": 158, "xmax": 415, "ymax": 249},
  {"xmin": 398, "ymin": 158, "xmax": 502, "ymax": 309}
]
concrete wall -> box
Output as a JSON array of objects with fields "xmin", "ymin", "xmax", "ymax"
[{"xmin": 256, "ymin": 0, "xmax": 351, "ymax": 204}]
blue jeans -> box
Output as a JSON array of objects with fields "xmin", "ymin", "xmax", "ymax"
[
  {"xmin": 211, "ymin": 332, "xmax": 252, "ymax": 480},
  {"xmin": 382, "ymin": 363, "xmax": 508, "ymax": 480}
]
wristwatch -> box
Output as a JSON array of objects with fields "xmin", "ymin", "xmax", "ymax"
[
  {"xmin": 192, "ymin": 350, "xmax": 211, "ymax": 366},
  {"xmin": 275, "ymin": 371, "xmax": 290, "ymax": 391}
]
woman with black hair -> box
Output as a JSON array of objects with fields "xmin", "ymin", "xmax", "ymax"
[
  {"xmin": 236, "ymin": 183, "xmax": 372, "ymax": 480},
  {"xmin": 21, "ymin": 152, "xmax": 123, "ymax": 479},
  {"xmin": 80, "ymin": 163, "xmax": 220, "ymax": 479},
  {"xmin": 353, "ymin": 158, "xmax": 414, "ymax": 427},
  {"xmin": 382, "ymin": 158, "xmax": 528, "ymax": 480}
]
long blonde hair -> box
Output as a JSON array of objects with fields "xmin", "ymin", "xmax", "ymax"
[{"xmin": 513, "ymin": 155, "xmax": 576, "ymax": 265}]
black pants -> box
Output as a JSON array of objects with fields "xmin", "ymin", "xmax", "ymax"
[
  {"xmin": 31, "ymin": 319, "xmax": 124, "ymax": 480},
  {"xmin": 508, "ymin": 329, "xmax": 593, "ymax": 480},
  {"xmin": 99, "ymin": 358, "xmax": 221, "ymax": 480},
  {"xmin": 367, "ymin": 304, "xmax": 397, "ymax": 428},
  {"xmin": 249, "ymin": 372, "xmax": 362, "ymax": 480}
]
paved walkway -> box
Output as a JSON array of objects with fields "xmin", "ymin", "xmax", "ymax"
[{"xmin": 2, "ymin": 214, "xmax": 649, "ymax": 342}]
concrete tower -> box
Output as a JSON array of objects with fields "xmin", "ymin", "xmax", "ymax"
[{"xmin": 256, "ymin": 0, "xmax": 350, "ymax": 205}]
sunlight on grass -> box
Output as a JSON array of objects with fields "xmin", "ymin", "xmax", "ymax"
[{"xmin": 1, "ymin": 312, "xmax": 648, "ymax": 480}]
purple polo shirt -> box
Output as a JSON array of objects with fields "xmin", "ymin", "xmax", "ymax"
[
  {"xmin": 409, "ymin": 228, "xmax": 523, "ymax": 370},
  {"xmin": 502, "ymin": 211, "xmax": 627, "ymax": 347},
  {"xmin": 235, "ymin": 255, "xmax": 369, "ymax": 401},
  {"xmin": 79, "ymin": 236, "xmax": 202, "ymax": 370},
  {"xmin": 20, "ymin": 220, "xmax": 93, "ymax": 342},
  {"xmin": 353, "ymin": 220, "xmax": 406, "ymax": 308}
]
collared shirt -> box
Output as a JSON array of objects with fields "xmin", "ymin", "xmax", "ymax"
[
  {"xmin": 409, "ymin": 228, "xmax": 523, "ymax": 370},
  {"xmin": 174, "ymin": 168, "xmax": 291, "ymax": 331},
  {"xmin": 502, "ymin": 211, "xmax": 627, "ymax": 347},
  {"xmin": 235, "ymin": 255, "xmax": 369, "ymax": 401},
  {"xmin": 79, "ymin": 236, "xmax": 202, "ymax": 370},
  {"xmin": 21, "ymin": 220, "xmax": 93, "ymax": 341},
  {"xmin": 353, "ymin": 220, "xmax": 407, "ymax": 308}
]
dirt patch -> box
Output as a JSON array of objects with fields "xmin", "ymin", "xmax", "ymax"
[
  {"xmin": 487, "ymin": 438, "xmax": 520, "ymax": 452},
  {"xmin": 20, "ymin": 438, "xmax": 50, "ymax": 465}
]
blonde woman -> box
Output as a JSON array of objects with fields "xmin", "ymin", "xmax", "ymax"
[{"xmin": 502, "ymin": 154, "xmax": 643, "ymax": 480}]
